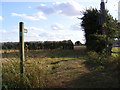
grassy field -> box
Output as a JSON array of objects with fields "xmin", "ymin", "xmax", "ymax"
[{"xmin": 1, "ymin": 46, "xmax": 120, "ymax": 88}]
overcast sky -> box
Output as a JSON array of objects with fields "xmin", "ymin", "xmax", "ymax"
[{"xmin": 0, "ymin": 0, "xmax": 119, "ymax": 44}]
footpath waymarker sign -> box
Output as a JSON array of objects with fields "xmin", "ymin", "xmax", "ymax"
[{"xmin": 19, "ymin": 22, "xmax": 25, "ymax": 74}]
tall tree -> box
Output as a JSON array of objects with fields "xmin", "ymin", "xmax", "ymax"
[
  {"xmin": 80, "ymin": 8, "xmax": 118, "ymax": 53},
  {"xmin": 75, "ymin": 41, "xmax": 82, "ymax": 46}
]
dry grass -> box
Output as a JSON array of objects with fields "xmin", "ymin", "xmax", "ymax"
[
  {"xmin": 2, "ymin": 48, "xmax": 120, "ymax": 88},
  {"xmin": 74, "ymin": 46, "xmax": 86, "ymax": 50},
  {"xmin": 2, "ymin": 56, "xmax": 89, "ymax": 88}
]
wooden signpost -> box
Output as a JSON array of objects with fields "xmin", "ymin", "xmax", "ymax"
[{"xmin": 19, "ymin": 22, "xmax": 25, "ymax": 74}]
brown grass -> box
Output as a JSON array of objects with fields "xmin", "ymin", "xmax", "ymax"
[{"xmin": 74, "ymin": 46, "xmax": 86, "ymax": 50}]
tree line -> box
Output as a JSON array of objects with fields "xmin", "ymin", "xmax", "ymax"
[{"xmin": 2, "ymin": 40, "xmax": 74, "ymax": 50}]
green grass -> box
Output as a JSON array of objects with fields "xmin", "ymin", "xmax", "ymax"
[
  {"xmin": 2, "ymin": 49, "xmax": 119, "ymax": 88},
  {"xmin": 111, "ymin": 47, "xmax": 120, "ymax": 57}
]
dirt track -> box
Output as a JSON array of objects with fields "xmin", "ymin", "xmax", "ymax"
[{"xmin": 74, "ymin": 46, "xmax": 86, "ymax": 50}]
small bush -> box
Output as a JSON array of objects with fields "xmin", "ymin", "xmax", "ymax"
[
  {"xmin": 87, "ymin": 51, "xmax": 105, "ymax": 66},
  {"xmin": 86, "ymin": 51, "xmax": 118, "ymax": 70}
]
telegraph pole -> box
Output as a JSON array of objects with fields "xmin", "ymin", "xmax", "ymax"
[
  {"xmin": 100, "ymin": 0, "xmax": 108, "ymax": 55},
  {"xmin": 19, "ymin": 22, "xmax": 25, "ymax": 74},
  {"xmin": 100, "ymin": 0, "xmax": 105, "ymax": 34}
]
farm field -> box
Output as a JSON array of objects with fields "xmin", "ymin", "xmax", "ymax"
[{"xmin": 1, "ymin": 46, "xmax": 120, "ymax": 88}]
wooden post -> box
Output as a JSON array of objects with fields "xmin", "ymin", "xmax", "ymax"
[{"xmin": 19, "ymin": 22, "xmax": 25, "ymax": 74}]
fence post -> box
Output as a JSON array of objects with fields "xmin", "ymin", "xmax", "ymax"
[{"xmin": 19, "ymin": 22, "xmax": 25, "ymax": 74}]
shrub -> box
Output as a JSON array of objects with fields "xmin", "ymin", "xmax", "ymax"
[{"xmin": 86, "ymin": 51, "xmax": 119, "ymax": 71}]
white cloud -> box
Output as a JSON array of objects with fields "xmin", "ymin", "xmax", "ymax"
[
  {"xmin": 70, "ymin": 23, "xmax": 82, "ymax": 31},
  {"xmin": 39, "ymin": 31, "xmax": 73, "ymax": 41},
  {"xmin": 0, "ymin": 16, "xmax": 3, "ymax": 21},
  {"xmin": 26, "ymin": 33, "xmax": 39, "ymax": 37},
  {"xmin": 51, "ymin": 23, "xmax": 63, "ymax": 30},
  {"xmin": 0, "ymin": 29, "xmax": 19, "ymax": 42},
  {"xmin": 40, "ymin": 4, "xmax": 46, "ymax": 7},
  {"xmin": 35, "ymin": 12, "xmax": 47, "ymax": 20},
  {"xmin": 0, "ymin": 29, "xmax": 18, "ymax": 34},
  {"xmin": 24, "ymin": 26, "xmax": 73, "ymax": 42},
  {"xmin": 1, "ymin": 26, "xmax": 85, "ymax": 43},
  {"xmin": 27, "ymin": 27, "xmax": 84, "ymax": 43},
  {"xmin": 37, "ymin": 1, "xmax": 84, "ymax": 17},
  {"xmin": 27, "ymin": 27, "xmax": 44, "ymax": 31},
  {"xmin": 105, "ymin": 0, "xmax": 119, "ymax": 19},
  {"xmin": 54, "ymin": 1, "xmax": 84, "ymax": 17},
  {"xmin": 45, "ymin": 30, "xmax": 85, "ymax": 44},
  {"xmin": 37, "ymin": 4, "xmax": 56, "ymax": 14},
  {"xmin": 0, "ymin": 30, "xmax": 7, "ymax": 33},
  {"xmin": 11, "ymin": 12, "xmax": 47, "ymax": 21},
  {"xmin": 25, "ymin": 27, "xmax": 45, "ymax": 39},
  {"xmin": 28, "ymin": 6, "xmax": 32, "ymax": 8},
  {"xmin": 106, "ymin": 1, "xmax": 118, "ymax": 11}
]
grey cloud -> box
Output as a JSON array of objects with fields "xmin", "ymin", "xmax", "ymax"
[
  {"xmin": 37, "ymin": 4, "xmax": 56, "ymax": 14},
  {"xmin": 36, "ymin": 1, "xmax": 84, "ymax": 17}
]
